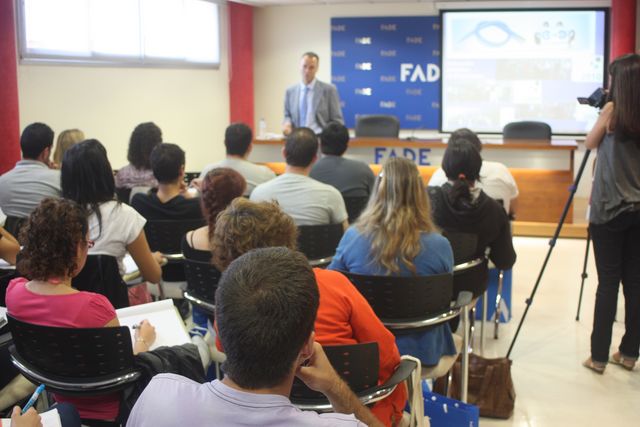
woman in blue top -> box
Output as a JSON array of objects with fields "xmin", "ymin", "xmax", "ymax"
[{"xmin": 328, "ymin": 157, "xmax": 456, "ymax": 366}]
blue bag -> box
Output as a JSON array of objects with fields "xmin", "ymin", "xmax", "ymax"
[{"xmin": 423, "ymin": 390, "xmax": 479, "ymax": 427}]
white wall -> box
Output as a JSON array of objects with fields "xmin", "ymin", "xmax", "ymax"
[{"xmin": 17, "ymin": 6, "xmax": 231, "ymax": 171}]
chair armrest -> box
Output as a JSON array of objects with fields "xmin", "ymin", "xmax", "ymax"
[
  {"xmin": 308, "ymin": 256, "xmax": 333, "ymax": 267},
  {"xmin": 453, "ymin": 257, "xmax": 485, "ymax": 272},
  {"xmin": 164, "ymin": 253, "xmax": 185, "ymax": 261},
  {"xmin": 377, "ymin": 358, "xmax": 417, "ymax": 390},
  {"xmin": 453, "ymin": 291, "xmax": 473, "ymax": 309}
]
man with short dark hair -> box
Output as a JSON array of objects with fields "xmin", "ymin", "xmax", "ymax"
[
  {"xmin": 131, "ymin": 143, "xmax": 201, "ymax": 220},
  {"xmin": 199, "ymin": 123, "xmax": 275, "ymax": 196},
  {"xmin": 283, "ymin": 52, "xmax": 344, "ymax": 135},
  {"xmin": 0, "ymin": 123, "xmax": 61, "ymax": 220},
  {"xmin": 251, "ymin": 128, "xmax": 348, "ymax": 229},
  {"xmin": 310, "ymin": 122, "xmax": 375, "ymax": 198},
  {"xmin": 127, "ymin": 247, "xmax": 382, "ymax": 426}
]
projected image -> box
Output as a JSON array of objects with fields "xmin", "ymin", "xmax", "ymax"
[{"xmin": 441, "ymin": 9, "xmax": 606, "ymax": 135}]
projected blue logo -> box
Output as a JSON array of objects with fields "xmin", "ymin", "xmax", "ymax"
[{"xmin": 331, "ymin": 16, "xmax": 441, "ymax": 130}]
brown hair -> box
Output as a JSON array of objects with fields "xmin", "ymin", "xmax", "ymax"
[
  {"xmin": 18, "ymin": 198, "xmax": 88, "ymax": 280},
  {"xmin": 609, "ymin": 53, "xmax": 640, "ymax": 141},
  {"xmin": 211, "ymin": 198, "xmax": 297, "ymax": 271},
  {"xmin": 200, "ymin": 168, "xmax": 246, "ymax": 241},
  {"xmin": 356, "ymin": 157, "xmax": 438, "ymax": 274}
]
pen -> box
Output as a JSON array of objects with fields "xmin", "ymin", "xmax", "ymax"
[{"xmin": 21, "ymin": 384, "xmax": 45, "ymax": 414}]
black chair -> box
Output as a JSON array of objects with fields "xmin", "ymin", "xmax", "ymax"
[
  {"xmin": 184, "ymin": 172, "xmax": 200, "ymax": 184},
  {"xmin": 502, "ymin": 121, "xmax": 551, "ymax": 140},
  {"xmin": 4, "ymin": 216, "xmax": 26, "ymax": 241},
  {"xmin": 355, "ymin": 115, "xmax": 400, "ymax": 138},
  {"xmin": 0, "ymin": 268, "xmax": 16, "ymax": 307},
  {"xmin": 7, "ymin": 315, "xmax": 140, "ymax": 396},
  {"xmin": 115, "ymin": 187, "xmax": 132, "ymax": 204},
  {"xmin": 343, "ymin": 196, "xmax": 369, "ymax": 224},
  {"xmin": 144, "ymin": 219, "xmax": 206, "ymax": 283},
  {"xmin": 290, "ymin": 342, "xmax": 417, "ymax": 412},
  {"xmin": 297, "ymin": 224, "xmax": 344, "ymax": 267},
  {"xmin": 182, "ymin": 258, "xmax": 221, "ymax": 316},
  {"xmin": 72, "ymin": 255, "xmax": 129, "ymax": 309}
]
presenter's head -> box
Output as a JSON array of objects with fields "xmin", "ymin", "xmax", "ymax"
[
  {"xmin": 320, "ymin": 122, "xmax": 350, "ymax": 156},
  {"xmin": 300, "ymin": 52, "xmax": 319, "ymax": 85}
]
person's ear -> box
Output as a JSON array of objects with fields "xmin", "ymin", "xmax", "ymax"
[
  {"xmin": 298, "ymin": 331, "xmax": 315, "ymax": 364},
  {"xmin": 281, "ymin": 146, "xmax": 287, "ymax": 160}
]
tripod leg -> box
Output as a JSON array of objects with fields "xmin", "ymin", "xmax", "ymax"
[{"xmin": 575, "ymin": 230, "xmax": 591, "ymax": 321}]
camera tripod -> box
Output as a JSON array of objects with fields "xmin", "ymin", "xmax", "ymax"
[{"xmin": 507, "ymin": 148, "xmax": 592, "ymax": 358}]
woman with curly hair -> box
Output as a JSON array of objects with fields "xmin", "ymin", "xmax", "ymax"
[
  {"xmin": 328, "ymin": 157, "xmax": 457, "ymax": 368},
  {"xmin": 115, "ymin": 122, "xmax": 162, "ymax": 189},
  {"xmin": 5, "ymin": 198, "xmax": 156, "ymax": 421},
  {"xmin": 181, "ymin": 168, "xmax": 246, "ymax": 262},
  {"xmin": 210, "ymin": 198, "xmax": 406, "ymax": 427}
]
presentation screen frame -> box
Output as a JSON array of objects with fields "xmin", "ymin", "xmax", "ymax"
[{"xmin": 439, "ymin": 7, "xmax": 609, "ymax": 136}]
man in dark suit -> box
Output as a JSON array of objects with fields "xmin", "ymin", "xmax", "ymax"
[{"xmin": 283, "ymin": 52, "xmax": 344, "ymax": 135}]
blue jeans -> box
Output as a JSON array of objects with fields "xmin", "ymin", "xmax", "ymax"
[{"xmin": 589, "ymin": 210, "xmax": 640, "ymax": 363}]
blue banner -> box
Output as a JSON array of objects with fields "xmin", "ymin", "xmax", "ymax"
[{"xmin": 331, "ymin": 16, "xmax": 441, "ymax": 130}]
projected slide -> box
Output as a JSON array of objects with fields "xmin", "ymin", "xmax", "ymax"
[{"xmin": 441, "ymin": 10, "xmax": 606, "ymax": 135}]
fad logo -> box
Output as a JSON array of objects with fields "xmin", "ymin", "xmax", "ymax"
[
  {"xmin": 332, "ymin": 50, "xmax": 346, "ymax": 57},
  {"xmin": 332, "ymin": 25, "xmax": 346, "ymax": 32},
  {"xmin": 400, "ymin": 63, "xmax": 441, "ymax": 82},
  {"xmin": 406, "ymin": 36, "xmax": 423, "ymax": 44},
  {"xmin": 380, "ymin": 75, "xmax": 396, "ymax": 82},
  {"xmin": 379, "ymin": 101, "xmax": 396, "ymax": 108},
  {"xmin": 380, "ymin": 24, "xmax": 397, "ymax": 31},
  {"xmin": 405, "ymin": 114, "xmax": 422, "ymax": 121},
  {"xmin": 355, "ymin": 62, "xmax": 372, "ymax": 71},
  {"xmin": 355, "ymin": 88, "xmax": 372, "ymax": 96},
  {"xmin": 332, "ymin": 75, "xmax": 346, "ymax": 83},
  {"xmin": 380, "ymin": 50, "xmax": 397, "ymax": 57},
  {"xmin": 406, "ymin": 88, "xmax": 422, "ymax": 96},
  {"xmin": 355, "ymin": 37, "xmax": 372, "ymax": 45}
]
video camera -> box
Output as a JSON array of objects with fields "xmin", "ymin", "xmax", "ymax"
[{"xmin": 577, "ymin": 87, "xmax": 607, "ymax": 109}]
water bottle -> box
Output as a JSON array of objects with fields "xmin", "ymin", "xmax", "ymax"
[{"xmin": 258, "ymin": 118, "xmax": 267, "ymax": 139}]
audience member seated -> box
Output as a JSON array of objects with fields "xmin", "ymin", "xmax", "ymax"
[
  {"xmin": 127, "ymin": 247, "xmax": 384, "ymax": 427},
  {"xmin": 198, "ymin": 123, "xmax": 275, "ymax": 196},
  {"xmin": 428, "ymin": 128, "xmax": 519, "ymax": 216},
  {"xmin": 182, "ymin": 168, "xmax": 246, "ymax": 263},
  {"xmin": 328, "ymin": 158, "xmax": 457, "ymax": 368},
  {"xmin": 250, "ymin": 127, "xmax": 348, "ymax": 229},
  {"xmin": 52, "ymin": 128, "xmax": 85, "ymax": 168},
  {"xmin": 210, "ymin": 198, "xmax": 404, "ymax": 426},
  {"xmin": 0, "ymin": 123, "xmax": 61, "ymax": 223},
  {"xmin": 310, "ymin": 121, "xmax": 375, "ymax": 198},
  {"xmin": 0, "ymin": 226, "xmax": 19, "ymax": 265},
  {"xmin": 5, "ymin": 198, "xmax": 158, "ymax": 421},
  {"xmin": 428, "ymin": 139, "xmax": 516, "ymax": 270},
  {"xmin": 115, "ymin": 122, "xmax": 162, "ymax": 189},
  {"xmin": 61, "ymin": 139, "xmax": 163, "ymax": 283},
  {"xmin": 131, "ymin": 143, "xmax": 201, "ymax": 220}
]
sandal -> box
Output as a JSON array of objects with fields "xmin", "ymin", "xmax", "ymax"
[
  {"xmin": 610, "ymin": 352, "xmax": 636, "ymax": 371},
  {"xmin": 583, "ymin": 358, "xmax": 606, "ymax": 374}
]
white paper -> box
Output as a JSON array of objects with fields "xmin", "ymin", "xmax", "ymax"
[
  {"xmin": 123, "ymin": 254, "xmax": 139, "ymax": 275},
  {"xmin": 1, "ymin": 408, "xmax": 62, "ymax": 427},
  {"xmin": 116, "ymin": 300, "xmax": 189, "ymax": 350}
]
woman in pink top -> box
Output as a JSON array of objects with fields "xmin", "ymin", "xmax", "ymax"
[{"xmin": 5, "ymin": 198, "xmax": 157, "ymax": 422}]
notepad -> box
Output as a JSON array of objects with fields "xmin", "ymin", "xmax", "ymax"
[
  {"xmin": 116, "ymin": 299, "xmax": 190, "ymax": 350},
  {"xmin": 1, "ymin": 408, "xmax": 61, "ymax": 427}
]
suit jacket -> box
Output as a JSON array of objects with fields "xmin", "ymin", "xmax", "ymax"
[{"xmin": 284, "ymin": 80, "xmax": 344, "ymax": 131}]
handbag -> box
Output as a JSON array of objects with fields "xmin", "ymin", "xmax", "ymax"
[
  {"xmin": 423, "ymin": 389, "xmax": 479, "ymax": 427},
  {"xmin": 434, "ymin": 353, "xmax": 515, "ymax": 419}
]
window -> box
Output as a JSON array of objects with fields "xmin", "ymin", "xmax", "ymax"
[{"xmin": 18, "ymin": 0, "xmax": 221, "ymax": 67}]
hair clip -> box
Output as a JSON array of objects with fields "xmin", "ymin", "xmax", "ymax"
[{"xmin": 458, "ymin": 173, "xmax": 466, "ymax": 180}]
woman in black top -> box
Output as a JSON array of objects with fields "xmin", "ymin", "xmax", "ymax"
[{"xmin": 428, "ymin": 138, "xmax": 516, "ymax": 270}]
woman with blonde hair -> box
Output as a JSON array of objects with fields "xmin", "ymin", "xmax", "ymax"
[
  {"xmin": 52, "ymin": 128, "xmax": 85, "ymax": 167},
  {"xmin": 328, "ymin": 157, "xmax": 456, "ymax": 366}
]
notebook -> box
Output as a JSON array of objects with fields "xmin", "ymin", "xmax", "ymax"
[
  {"xmin": 1, "ymin": 408, "xmax": 61, "ymax": 427},
  {"xmin": 116, "ymin": 299, "xmax": 190, "ymax": 350}
]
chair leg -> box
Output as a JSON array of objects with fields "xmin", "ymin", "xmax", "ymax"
[
  {"xmin": 481, "ymin": 291, "xmax": 488, "ymax": 355},
  {"xmin": 460, "ymin": 305, "xmax": 470, "ymax": 403},
  {"xmin": 494, "ymin": 270, "xmax": 504, "ymax": 339},
  {"xmin": 468, "ymin": 306, "xmax": 476, "ymax": 354}
]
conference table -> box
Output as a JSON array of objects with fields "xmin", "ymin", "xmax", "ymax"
[{"xmin": 252, "ymin": 137, "xmax": 578, "ymax": 226}]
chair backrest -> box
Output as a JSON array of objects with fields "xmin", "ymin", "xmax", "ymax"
[
  {"xmin": 183, "ymin": 257, "xmax": 221, "ymax": 307},
  {"xmin": 8, "ymin": 315, "xmax": 135, "ymax": 379},
  {"xmin": 4, "ymin": 216, "xmax": 26, "ymax": 241},
  {"xmin": 343, "ymin": 196, "xmax": 369, "ymax": 224},
  {"xmin": 184, "ymin": 172, "xmax": 200, "ymax": 184},
  {"xmin": 72, "ymin": 255, "xmax": 129, "ymax": 309},
  {"xmin": 0, "ymin": 268, "xmax": 16, "ymax": 307},
  {"xmin": 297, "ymin": 224, "xmax": 344, "ymax": 262},
  {"xmin": 502, "ymin": 121, "xmax": 552, "ymax": 140},
  {"xmin": 442, "ymin": 231, "xmax": 479, "ymax": 265},
  {"xmin": 291, "ymin": 342, "xmax": 379, "ymax": 400},
  {"xmin": 115, "ymin": 187, "xmax": 132, "ymax": 204},
  {"xmin": 453, "ymin": 258, "xmax": 489, "ymax": 300},
  {"xmin": 342, "ymin": 271, "xmax": 453, "ymax": 319},
  {"xmin": 145, "ymin": 219, "xmax": 206, "ymax": 254},
  {"xmin": 355, "ymin": 115, "xmax": 400, "ymax": 138}
]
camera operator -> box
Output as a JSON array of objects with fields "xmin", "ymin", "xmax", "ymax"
[{"xmin": 583, "ymin": 53, "xmax": 640, "ymax": 374}]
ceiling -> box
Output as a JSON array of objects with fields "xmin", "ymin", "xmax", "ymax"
[{"xmin": 230, "ymin": 0, "xmax": 609, "ymax": 8}]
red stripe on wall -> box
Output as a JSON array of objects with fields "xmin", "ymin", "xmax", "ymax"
[
  {"xmin": 610, "ymin": 0, "xmax": 637, "ymax": 60},
  {"xmin": 228, "ymin": 2, "xmax": 254, "ymax": 131},
  {"xmin": 0, "ymin": 0, "xmax": 21, "ymax": 174}
]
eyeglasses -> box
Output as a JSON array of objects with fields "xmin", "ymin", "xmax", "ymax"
[{"xmin": 86, "ymin": 240, "xmax": 95, "ymax": 249}]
